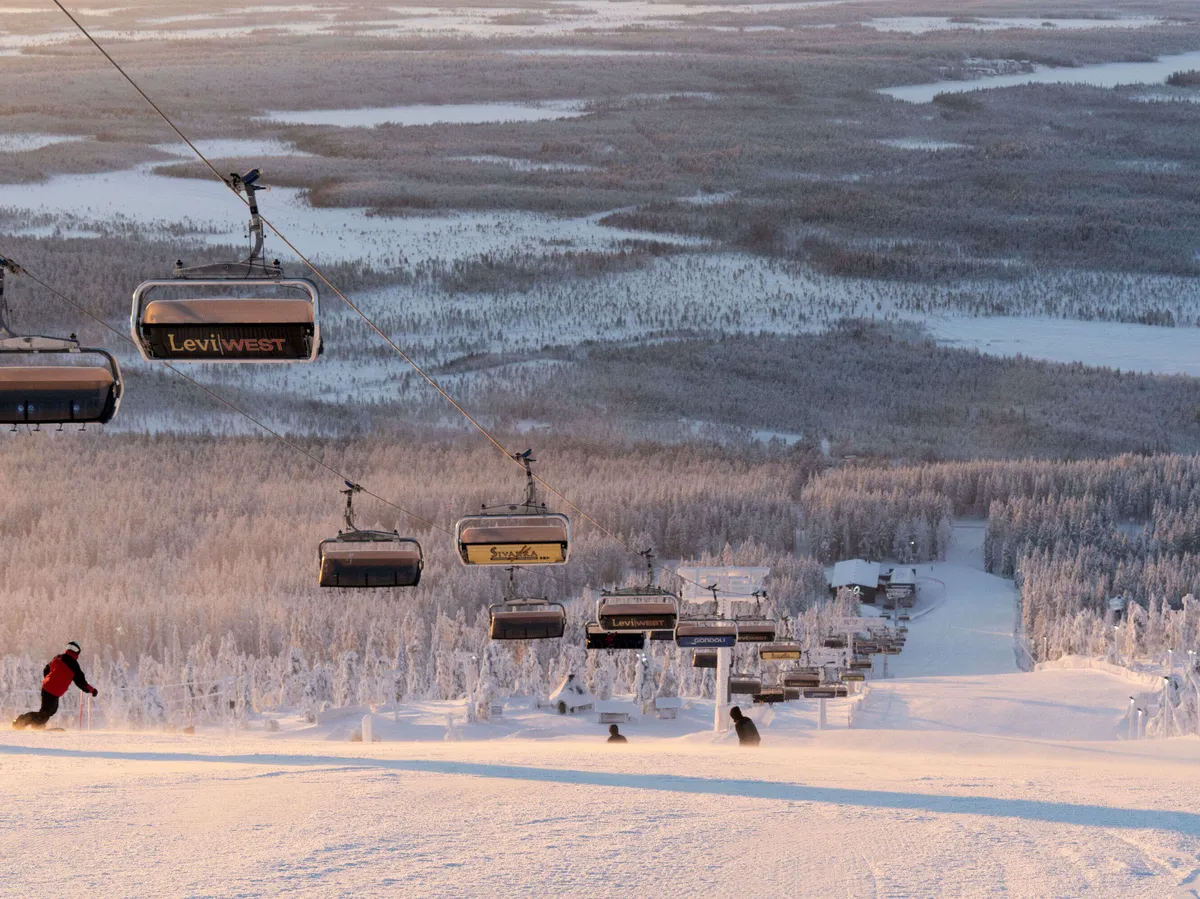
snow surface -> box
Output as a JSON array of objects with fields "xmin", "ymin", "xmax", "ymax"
[
  {"xmin": 882, "ymin": 49, "xmax": 1200, "ymax": 103},
  {"xmin": 866, "ymin": 16, "xmax": 1166, "ymax": 35},
  {"xmin": 926, "ymin": 315, "xmax": 1200, "ymax": 377},
  {"xmin": 3, "ymin": 524, "xmax": 1198, "ymax": 896},
  {"xmin": 257, "ymin": 101, "xmax": 588, "ymax": 129}
]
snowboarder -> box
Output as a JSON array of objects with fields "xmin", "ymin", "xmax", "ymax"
[
  {"xmin": 12, "ymin": 641, "xmax": 97, "ymax": 730},
  {"xmin": 606, "ymin": 724, "xmax": 627, "ymax": 743},
  {"xmin": 730, "ymin": 706, "xmax": 760, "ymax": 746}
]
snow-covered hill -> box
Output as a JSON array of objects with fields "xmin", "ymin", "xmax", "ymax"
[{"xmin": 3, "ymin": 524, "xmax": 1197, "ymax": 897}]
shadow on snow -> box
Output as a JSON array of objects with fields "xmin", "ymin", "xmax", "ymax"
[{"xmin": 2, "ymin": 743, "xmax": 1196, "ymax": 835}]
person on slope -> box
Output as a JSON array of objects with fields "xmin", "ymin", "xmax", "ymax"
[
  {"xmin": 12, "ymin": 641, "xmax": 97, "ymax": 730},
  {"xmin": 606, "ymin": 724, "xmax": 628, "ymax": 743},
  {"xmin": 730, "ymin": 706, "xmax": 760, "ymax": 746}
]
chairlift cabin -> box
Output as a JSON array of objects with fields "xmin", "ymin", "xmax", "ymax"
[
  {"xmin": 489, "ymin": 568, "xmax": 565, "ymax": 641},
  {"xmin": 456, "ymin": 450, "xmax": 570, "ymax": 566},
  {"xmin": 318, "ymin": 484, "xmax": 422, "ymax": 588},
  {"xmin": 735, "ymin": 621, "xmax": 777, "ymax": 644},
  {"xmin": 131, "ymin": 171, "xmax": 321, "ymax": 363},
  {"xmin": 692, "ymin": 649, "xmax": 718, "ymax": 669},
  {"xmin": 675, "ymin": 620, "xmax": 737, "ymax": 649},
  {"xmin": 759, "ymin": 641, "xmax": 803, "ymax": 661},
  {"xmin": 783, "ymin": 667, "xmax": 821, "ymax": 688},
  {"xmin": 0, "ymin": 260, "xmax": 122, "ymax": 426},
  {"xmin": 585, "ymin": 624, "xmax": 645, "ymax": 651},
  {"xmin": 729, "ymin": 675, "xmax": 762, "ymax": 695}
]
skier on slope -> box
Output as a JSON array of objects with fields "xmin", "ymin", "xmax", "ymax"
[
  {"xmin": 606, "ymin": 724, "xmax": 628, "ymax": 743},
  {"xmin": 12, "ymin": 641, "xmax": 97, "ymax": 730},
  {"xmin": 729, "ymin": 706, "xmax": 760, "ymax": 746}
]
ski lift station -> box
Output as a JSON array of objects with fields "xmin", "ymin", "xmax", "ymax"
[{"xmin": 829, "ymin": 559, "xmax": 880, "ymax": 603}]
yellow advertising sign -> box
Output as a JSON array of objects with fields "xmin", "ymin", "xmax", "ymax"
[{"xmin": 465, "ymin": 543, "xmax": 566, "ymax": 565}]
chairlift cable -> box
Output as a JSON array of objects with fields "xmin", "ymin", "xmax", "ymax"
[
  {"xmin": 4, "ymin": 258, "xmax": 447, "ymax": 535},
  {"xmin": 47, "ymin": 1, "xmax": 763, "ymax": 596}
]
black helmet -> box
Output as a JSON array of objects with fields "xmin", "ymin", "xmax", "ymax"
[
  {"xmin": 608, "ymin": 724, "xmax": 620, "ymax": 735},
  {"xmin": 66, "ymin": 641, "xmax": 81, "ymax": 655}
]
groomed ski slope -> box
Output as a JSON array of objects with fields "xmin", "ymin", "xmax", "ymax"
[{"xmin": 2, "ymin": 526, "xmax": 1198, "ymax": 898}]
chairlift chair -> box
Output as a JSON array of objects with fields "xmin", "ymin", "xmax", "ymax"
[
  {"xmin": 753, "ymin": 687, "xmax": 786, "ymax": 704},
  {"xmin": 803, "ymin": 685, "xmax": 849, "ymax": 699},
  {"xmin": 783, "ymin": 686, "xmax": 802, "ymax": 700},
  {"xmin": 318, "ymin": 483, "xmax": 423, "ymax": 587},
  {"xmin": 848, "ymin": 656, "xmax": 873, "ymax": 671},
  {"xmin": 675, "ymin": 619, "xmax": 737, "ymax": 648},
  {"xmin": 841, "ymin": 670, "xmax": 867, "ymax": 683},
  {"xmin": 823, "ymin": 635, "xmax": 847, "ymax": 649},
  {"xmin": 734, "ymin": 620, "xmax": 778, "ymax": 644},
  {"xmin": 597, "ymin": 549, "xmax": 679, "ymax": 630},
  {"xmin": 692, "ymin": 649, "xmax": 718, "ymax": 669},
  {"xmin": 0, "ymin": 259, "xmax": 122, "ymax": 426},
  {"xmin": 783, "ymin": 667, "xmax": 821, "ymax": 688},
  {"xmin": 456, "ymin": 450, "xmax": 570, "ymax": 566},
  {"xmin": 759, "ymin": 641, "xmax": 803, "ymax": 661},
  {"xmin": 729, "ymin": 675, "xmax": 762, "ymax": 695},
  {"xmin": 131, "ymin": 171, "xmax": 321, "ymax": 363},
  {"xmin": 649, "ymin": 629, "xmax": 676, "ymax": 641},
  {"xmin": 488, "ymin": 567, "xmax": 565, "ymax": 640},
  {"xmin": 898, "ymin": 611, "xmax": 912, "ymax": 622},
  {"xmin": 585, "ymin": 623, "xmax": 645, "ymax": 651}
]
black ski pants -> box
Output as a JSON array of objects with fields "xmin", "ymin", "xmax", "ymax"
[{"xmin": 14, "ymin": 690, "xmax": 59, "ymax": 728}]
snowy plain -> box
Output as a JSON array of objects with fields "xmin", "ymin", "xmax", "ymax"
[
  {"xmin": 2, "ymin": 525, "xmax": 1197, "ymax": 898},
  {"xmin": 881, "ymin": 49, "xmax": 1200, "ymax": 103}
]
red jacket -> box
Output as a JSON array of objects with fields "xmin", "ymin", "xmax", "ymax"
[{"xmin": 42, "ymin": 651, "xmax": 91, "ymax": 698}]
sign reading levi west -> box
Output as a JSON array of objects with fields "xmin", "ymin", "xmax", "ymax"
[{"xmin": 148, "ymin": 325, "xmax": 313, "ymax": 360}]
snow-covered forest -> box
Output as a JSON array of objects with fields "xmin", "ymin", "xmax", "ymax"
[
  {"xmin": 802, "ymin": 454, "xmax": 1200, "ymax": 663},
  {"xmin": 0, "ymin": 434, "xmax": 826, "ymax": 724}
]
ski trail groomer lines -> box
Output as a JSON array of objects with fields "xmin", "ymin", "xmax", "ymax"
[
  {"xmin": 46, "ymin": 0, "xmax": 764, "ymax": 601},
  {"xmin": 12, "ymin": 641, "xmax": 97, "ymax": 730}
]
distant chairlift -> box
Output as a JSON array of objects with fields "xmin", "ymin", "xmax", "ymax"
[
  {"xmin": 456, "ymin": 450, "xmax": 570, "ymax": 566},
  {"xmin": 803, "ymin": 685, "xmax": 849, "ymax": 699},
  {"xmin": 783, "ymin": 667, "xmax": 822, "ymax": 689},
  {"xmin": 597, "ymin": 549, "xmax": 679, "ymax": 631},
  {"xmin": 758, "ymin": 641, "xmax": 803, "ymax": 661},
  {"xmin": 489, "ymin": 567, "xmax": 566, "ymax": 641},
  {"xmin": 131, "ymin": 170, "xmax": 321, "ymax": 363},
  {"xmin": 692, "ymin": 649, "xmax": 718, "ymax": 669},
  {"xmin": 0, "ymin": 258, "xmax": 122, "ymax": 427},
  {"xmin": 318, "ymin": 483, "xmax": 423, "ymax": 588},
  {"xmin": 585, "ymin": 623, "xmax": 645, "ymax": 651},
  {"xmin": 753, "ymin": 686, "xmax": 787, "ymax": 704},
  {"xmin": 729, "ymin": 675, "xmax": 762, "ymax": 695},
  {"xmin": 734, "ymin": 620, "xmax": 778, "ymax": 644},
  {"xmin": 675, "ymin": 619, "xmax": 738, "ymax": 649}
]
